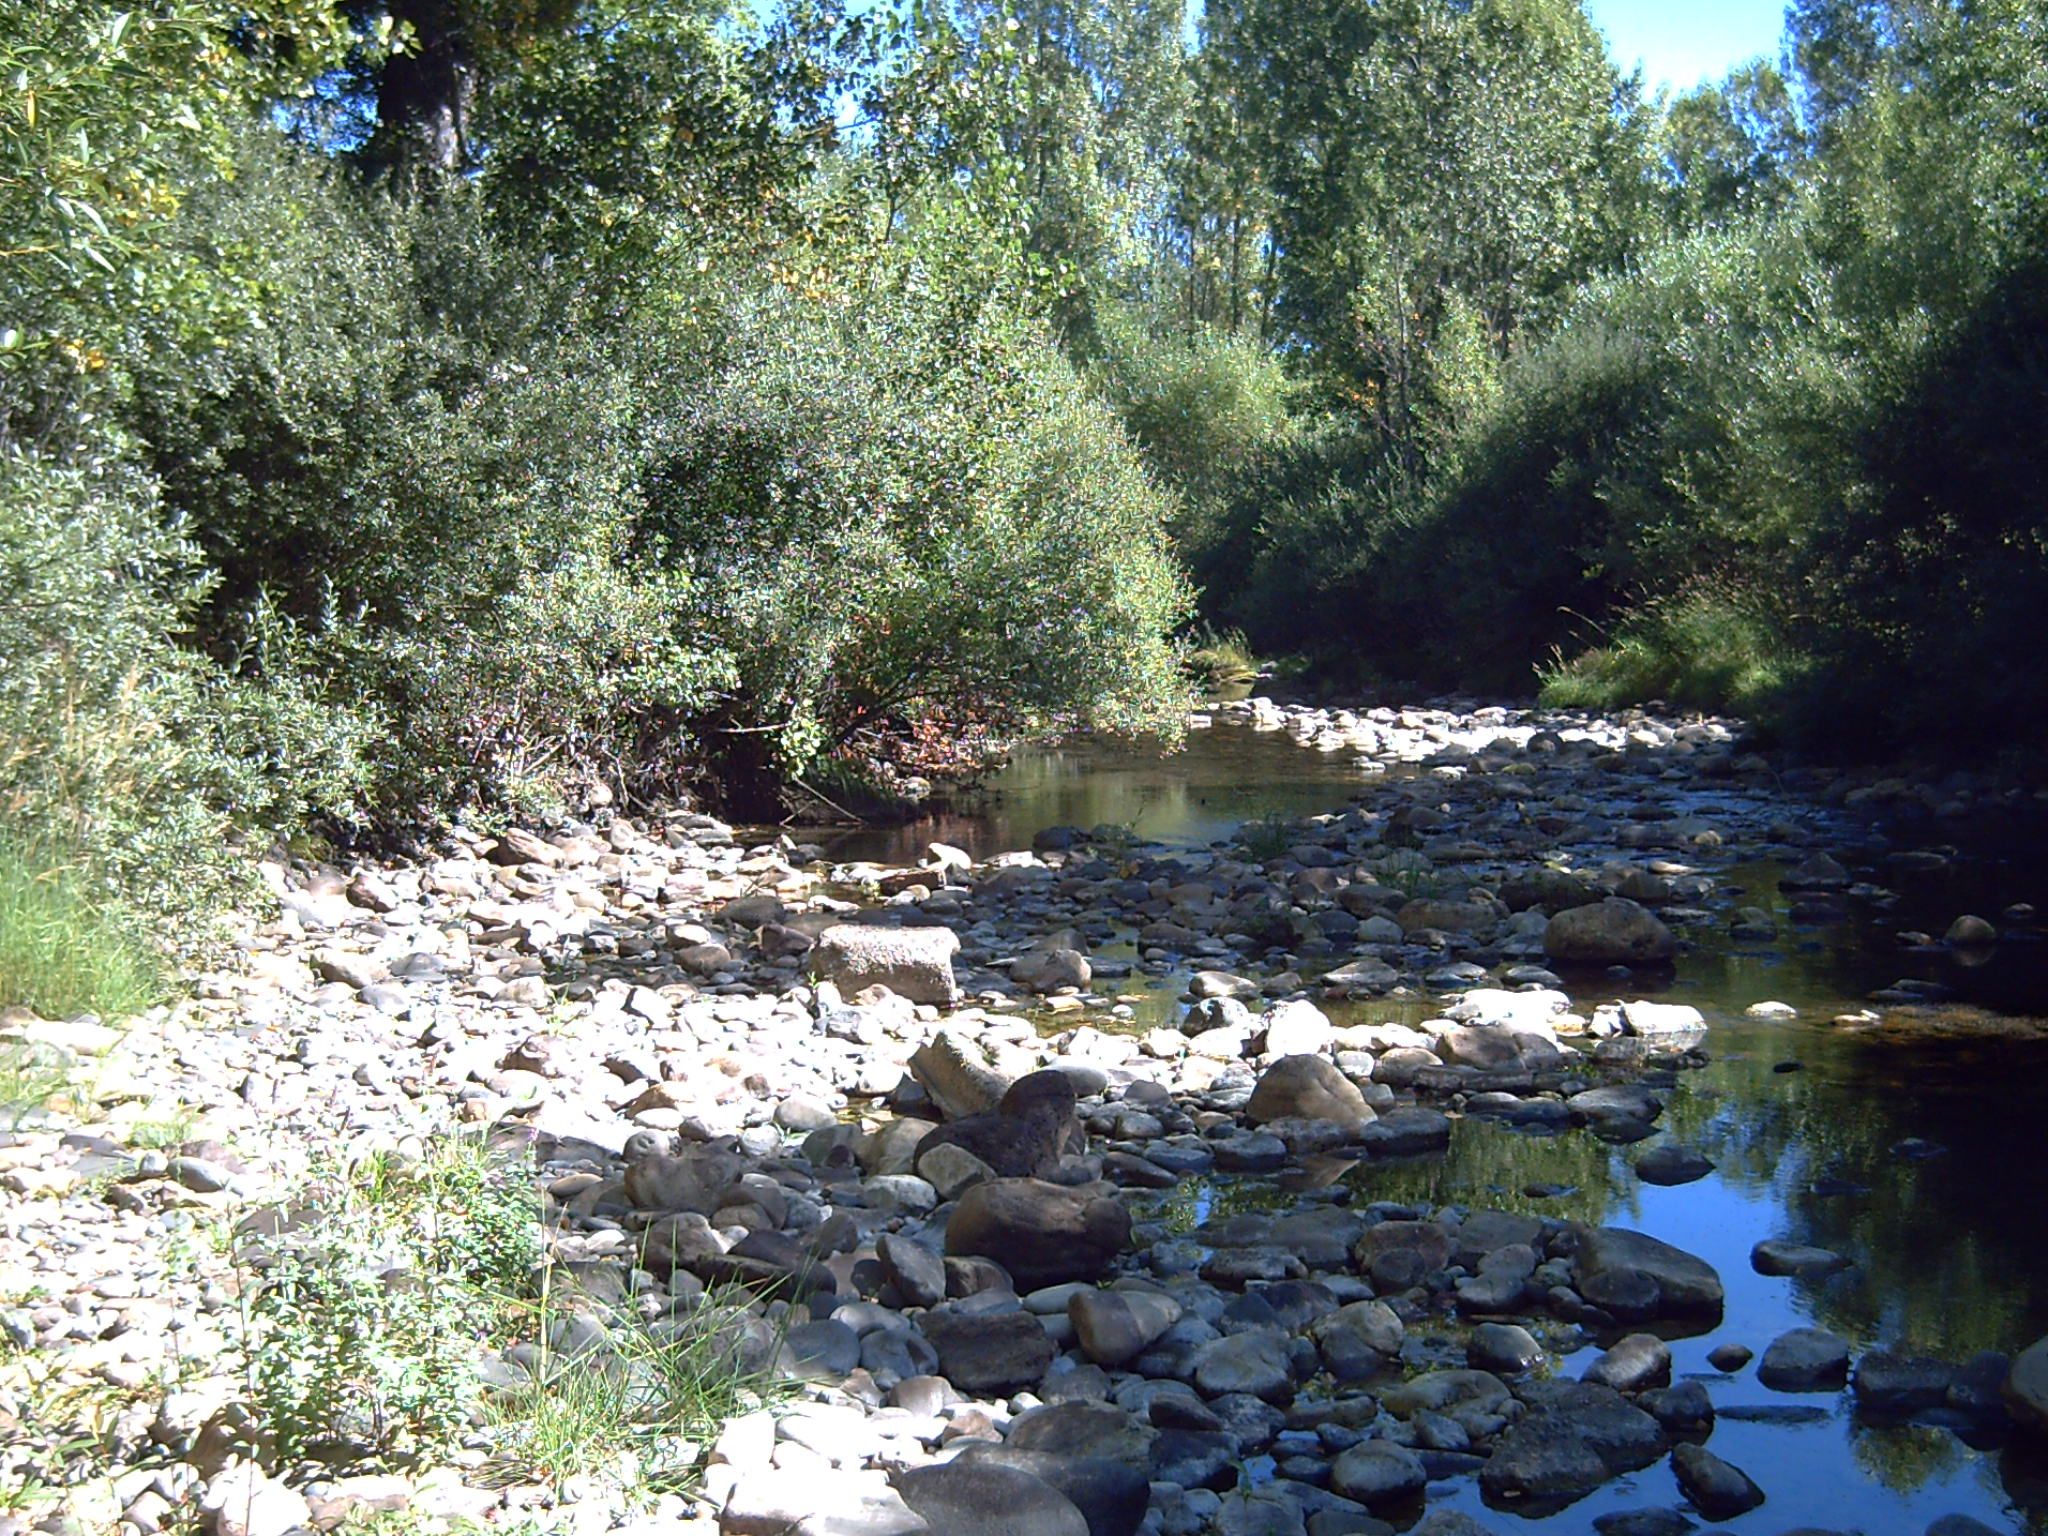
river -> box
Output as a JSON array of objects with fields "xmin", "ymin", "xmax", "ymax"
[{"xmin": 795, "ymin": 709, "xmax": 2048, "ymax": 1534}]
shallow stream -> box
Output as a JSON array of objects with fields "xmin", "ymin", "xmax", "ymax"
[{"xmin": 805, "ymin": 717, "xmax": 2048, "ymax": 1533}]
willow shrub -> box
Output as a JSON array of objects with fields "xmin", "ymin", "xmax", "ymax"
[
  {"xmin": 0, "ymin": 446, "xmax": 368, "ymax": 941},
  {"xmin": 632, "ymin": 262, "xmax": 1195, "ymax": 792}
]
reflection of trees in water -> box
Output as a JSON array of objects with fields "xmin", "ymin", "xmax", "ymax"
[
  {"xmin": 1850, "ymin": 1420, "xmax": 1966, "ymax": 1496},
  {"xmin": 1349, "ymin": 1121, "xmax": 1629, "ymax": 1230},
  {"xmin": 1664, "ymin": 1028, "xmax": 2048, "ymax": 1361}
]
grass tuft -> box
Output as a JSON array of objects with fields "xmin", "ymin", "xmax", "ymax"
[
  {"xmin": 1186, "ymin": 627, "xmax": 1261, "ymax": 695},
  {"xmin": 1538, "ymin": 586, "xmax": 1799, "ymax": 718},
  {"xmin": 0, "ymin": 827, "xmax": 163, "ymax": 1020},
  {"xmin": 483, "ymin": 1281, "xmax": 785, "ymax": 1496}
]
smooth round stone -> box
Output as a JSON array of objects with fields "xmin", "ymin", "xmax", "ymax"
[
  {"xmin": 1757, "ymin": 1327, "xmax": 1851, "ymax": 1391},
  {"xmin": 1751, "ymin": 1239, "xmax": 1850, "ymax": 1277},
  {"xmin": 1193, "ymin": 1330, "xmax": 1296, "ymax": 1404},
  {"xmin": 1328, "ymin": 1440, "xmax": 1427, "ymax": 1508},
  {"xmin": 1467, "ymin": 1323, "xmax": 1544, "ymax": 1375},
  {"xmin": 1583, "ymin": 1333, "xmax": 1672, "ymax": 1393},
  {"xmin": 1671, "ymin": 1442, "xmax": 1765, "ymax": 1519},
  {"xmin": 1634, "ymin": 1143, "xmax": 1714, "ymax": 1186},
  {"xmin": 1069, "ymin": 1288, "xmax": 1182, "ymax": 1368},
  {"xmin": 1708, "ymin": 1342, "xmax": 1754, "ymax": 1372}
]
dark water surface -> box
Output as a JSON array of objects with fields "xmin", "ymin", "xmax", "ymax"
[{"xmin": 811, "ymin": 721, "xmax": 2048, "ymax": 1532}]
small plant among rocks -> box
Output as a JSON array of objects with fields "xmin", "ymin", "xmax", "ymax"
[
  {"xmin": 1237, "ymin": 812, "xmax": 1298, "ymax": 863},
  {"xmin": 242, "ymin": 1136, "xmax": 542, "ymax": 1467},
  {"xmin": 239, "ymin": 1133, "xmax": 784, "ymax": 1506},
  {"xmin": 482, "ymin": 1280, "xmax": 785, "ymax": 1498}
]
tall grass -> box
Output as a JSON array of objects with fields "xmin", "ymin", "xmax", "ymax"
[
  {"xmin": 1187, "ymin": 626, "xmax": 1261, "ymax": 695},
  {"xmin": 1538, "ymin": 587, "xmax": 1801, "ymax": 719},
  {"xmin": 0, "ymin": 828, "xmax": 163, "ymax": 1020}
]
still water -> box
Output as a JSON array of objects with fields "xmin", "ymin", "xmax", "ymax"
[{"xmin": 810, "ymin": 721, "xmax": 2048, "ymax": 1532}]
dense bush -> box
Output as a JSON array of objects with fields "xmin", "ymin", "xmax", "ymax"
[
  {"xmin": 1793, "ymin": 250, "xmax": 2048, "ymax": 751},
  {"xmin": 1086, "ymin": 311, "xmax": 1300, "ymax": 581},
  {"xmin": 0, "ymin": 445, "xmax": 367, "ymax": 933},
  {"xmin": 102, "ymin": 138, "xmax": 1191, "ymax": 827},
  {"xmin": 631, "ymin": 255, "xmax": 1194, "ymax": 794}
]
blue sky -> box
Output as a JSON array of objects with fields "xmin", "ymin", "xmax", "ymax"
[{"xmin": 1581, "ymin": 0, "xmax": 1790, "ymax": 94}]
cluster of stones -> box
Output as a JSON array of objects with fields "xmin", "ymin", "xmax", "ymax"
[{"xmin": 0, "ymin": 699, "xmax": 2043, "ymax": 1536}]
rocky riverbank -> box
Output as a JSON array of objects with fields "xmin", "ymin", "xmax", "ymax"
[{"xmin": 3, "ymin": 699, "xmax": 2044, "ymax": 1536}]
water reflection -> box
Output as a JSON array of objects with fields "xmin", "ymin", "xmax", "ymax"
[
  {"xmin": 794, "ymin": 727, "xmax": 1376, "ymax": 865},
  {"xmin": 819, "ymin": 720, "xmax": 2048, "ymax": 1530}
]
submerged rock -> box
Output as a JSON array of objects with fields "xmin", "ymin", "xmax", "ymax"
[{"xmin": 1544, "ymin": 900, "xmax": 1677, "ymax": 966}]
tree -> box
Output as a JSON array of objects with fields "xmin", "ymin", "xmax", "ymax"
[
  {"xmin": 1234, "ymin": 0, "xmax": 1648, "ymax": 433},
  {"xmin": 1659, "ymin": 62, "xmax": 1804, "ymax": 229},
  {"xmin": 0, "ymin": 0, "xmax": 345, "ymax": 431}
]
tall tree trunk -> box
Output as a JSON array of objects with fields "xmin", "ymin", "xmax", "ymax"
[{"xmin": 367, "ymin": 0, "xmax": 478, "ymax": 180}]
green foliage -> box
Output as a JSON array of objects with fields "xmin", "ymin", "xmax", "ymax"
[
  {"xmin": 1658, "ymin": 63, "xmax": 1804, "ymax": 230},
  {"xmin": 485, "ymin": 1283, "xmax": 785, "ymax": 1493},
  {"xmin": 1235, "ymin": 812, "xmax": 1296, "ymax": 862},
  {"xmin": 120, "ymin": 139, "xmax": 729, "ymax": 819},
  {"xmin": 1242, "ymin": 0, "xmax": 1647, "ymax": 402},
  {"xmin": 245, "ymin": 1137, "xmax": 540, "ymax": 1464},
  {"xmin": 1539, "ymin": 584, "xmax": 1803, "ymax": 717},
  {"xmin": 633, "ymin": 250, "xmax": 1194, "ymax": 783},
  {"xmin": 0, "ymin": 828, "xmax": 163, "ymax": 1019},
  {"xmin": 0, "ymin": 443, "xmax": 369, "ymax": 930},
  {"xmin": 0, "ymin": 1042, "xmax": 70, "ymax": 1131},
  {"xmin": 0, "ymin": 0, "xmax": 344, "ymax": 398},
  {"xmin": 1185, "ymin": 628, "xmax": 1260, "ymax": 695}
]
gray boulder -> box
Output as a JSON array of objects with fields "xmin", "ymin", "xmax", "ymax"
[
  {"xmin": 1545, "ymin": 899, "xmax": 1677, "ymax": 966},
  {"xmin": 1328, "ymin": 1440, "xmax": 1427, "ymax": 1507},
  {"xmin": 1751, "ymin": 1239, "xmax": 1850, "ymax": 1277},
  {"xmin": 814, "ymin": 924, "xmax": 961, "ymax": 1006},
  {"xmin": 919, "ymin": 1307, "xmax": 1055, "ymax": 1395},
  {"xmin": 951, "ymin": 1445, "xmax": 1149, "ymax": 1536},
  {"xmin": 909, "ymin": 1028, "xmax": 1013, "ymax": 1120},
  {"xmin": 1013, "ymin": 948, "xmax": 1093, "ymax": 995},
  {"xmin": 946, "ymin": 1179, "xmax": 1132, "ymax": 1289},
  {"xmin": 917, "ymin": 1070, "xmax": 1080, "ymax": 1181},
  {"xmin": 1478, "ymin": 1384, "xmax": 1664, "ymax": 1505},
  {"xmin": 1245, "ymin": 1055, "xmax": 1374, "ymax": 1129},
  {"xmin": 1582, "ymin": 1333, "xmax": 1671, "ymax": 1393},
  {"xmin": 1069, "ymin": 1289, "xmax": 1182, "ymax": 1368},
  {"xmin": 892, "ymin": 1460, "xmax": 1086, "ymax": 1536},
  {"xmin": 1571, "ymin": 1226, "xmax": 1724, "ymax": 1321},
  {"xmin": 1757, "ymin": 1327, "xmax": 1851, "ymax": 1391},
  {"xmin": 1671, "ymin": 1442, "xmax": 1765, "ymax": 1519}
]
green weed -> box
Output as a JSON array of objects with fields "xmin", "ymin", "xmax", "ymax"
[
  {"xmin": 1539, "ymin": 587, "xmax": 1798, "ymax": 719},
  {"xmin": 1236, "ymin": 813, "xmax": 1297, "ymax": 862},
  {"xmin": 242, "ymin": 1134, "xmax": 543, "ymax": 1465},
  {"xmin": 0, "ymin": 1045, "xmax": 69, "ymax": 1129},
  {"xmin": 0, "ymin": 829, "xmax": 162, "ymax": 1021},
  {"xmin": 1186, "ymin": 627, "xmax": 1261, "ymax": 694},
  {"xmin": 481, "ymin": 1279, "xmax": 786, "ymax": 1497}
]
